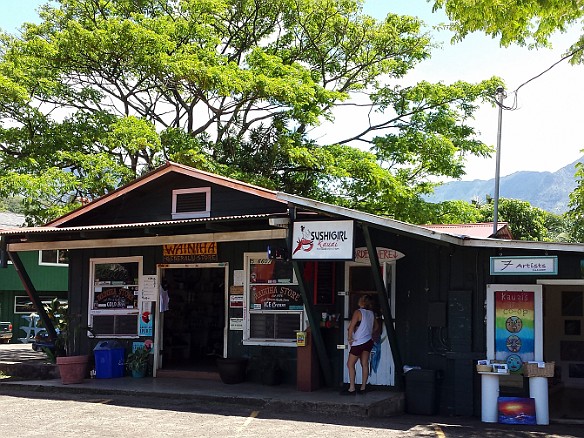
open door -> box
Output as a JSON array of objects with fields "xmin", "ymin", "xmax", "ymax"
[
  {"xmin": 155, "ymin": 263, "xmax": 228, "ymax": 377},
  {"xmin": 343, "ymin": 262, "xmax": 395, "ymax": 386}
]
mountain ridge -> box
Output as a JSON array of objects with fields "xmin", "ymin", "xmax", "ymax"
[{"xmin": 426, "ymin": 157, "xmax": 582, "ymax": 214}]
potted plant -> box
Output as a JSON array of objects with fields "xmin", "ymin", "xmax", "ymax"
[
  {"xmin": 41, "ymin": 298, "xmax": 91, "ymax": 384},
  {"xmin": 43, "ymin": 298, "xmax": 91, "ymax": 385},
  {"xmin": 216, "ymin": 356, "xmax": 248, "ymax": 384},
  {"xmin": 126, "ymin": 347, "xmax": 150, "ymax": 378}
]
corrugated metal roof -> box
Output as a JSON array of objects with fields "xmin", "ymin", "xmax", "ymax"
[
  {"xmin": 423, "ymin": 222, "xmax": 511, "ymax": 239},
  {"xmin": 275, "ymin": 192, "xmax": 584, "ymax": 253},
  {"xmin": 1, "ymin": 213, "xmax": 272, "ymax": 235}
]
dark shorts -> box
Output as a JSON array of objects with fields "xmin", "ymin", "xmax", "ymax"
[{"xmin": 349, "ymin": 339, "xmax": 374, "ymax": 356}]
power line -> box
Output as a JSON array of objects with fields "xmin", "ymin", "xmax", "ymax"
[{"xmin": 497, "ymin": 46, "xmax": 584, "ymax": 111}]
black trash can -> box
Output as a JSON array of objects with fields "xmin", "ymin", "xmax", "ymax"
[{"xmin": 405, "ymin": 369, "xmax": 438, "ymax": 415}]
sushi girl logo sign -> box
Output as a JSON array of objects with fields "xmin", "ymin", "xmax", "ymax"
[
  {"xmin": 291, "ymin": 221, "xmax": 354, "ymax": 260},
  {"xmin": 495, "ymin": 291, "xmax": 535, "ymax": 371}
]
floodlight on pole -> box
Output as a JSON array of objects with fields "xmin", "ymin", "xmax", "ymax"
[{"xmin": 493, "ymin": 87, "xmax": 506, "ymax": 236}]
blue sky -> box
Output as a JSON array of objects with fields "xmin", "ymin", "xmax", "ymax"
[{"xmin": 1, "ymin": 0, "xmax": 583, "ymax": 181}]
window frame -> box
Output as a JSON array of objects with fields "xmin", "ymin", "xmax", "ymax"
[
  {"xmin": 88, "ymin": 256, "xmax": 142, "ymax": 339},
  {"xmin": 243, "ymin": 252, "xmax": 305, "ymax": 347},
  {"xmin": 38, "ymin": 249, "xmax": 69, "ymax": 267}
]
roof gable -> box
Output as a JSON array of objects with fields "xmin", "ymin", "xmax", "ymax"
[{"xmin": 47, "ymin": 162, "xmax": 285, "ymax": 227}]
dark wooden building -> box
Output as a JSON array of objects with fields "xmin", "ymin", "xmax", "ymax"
[{"xmin": 2, "ymin": 162, "xmax": 583, "ymax": 419}]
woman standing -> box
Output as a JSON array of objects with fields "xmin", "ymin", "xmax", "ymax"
[{"xmin": 342, "ymin": 294, "xmax": 379, "ymax": 395}]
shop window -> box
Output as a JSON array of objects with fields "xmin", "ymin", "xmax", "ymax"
[
  {"xmin": 243, "ymin": 253, "xmax": 304, "ymax": 346},
  {"xmin": 562, "ymin": 291, "xmax": 583, "ymax": 316},
  {"xmin": 310, "ymin": 262, "xmax": 335, "ymax": 305},
  {"xmin": 88, "ymin": 256, "xmax": 142, "ymax": 338},
  {"xmin": 39, "ymin": 249, "xmax": 69, "ymax": 266},
  {"xmin": 172, "ymin": 187, "xmax": 210, "ymax": 219}
]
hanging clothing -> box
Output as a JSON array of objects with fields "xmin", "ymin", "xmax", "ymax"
[{"xmin": 159, "ymin": 285, "xmax": 170, "ymax": 312}]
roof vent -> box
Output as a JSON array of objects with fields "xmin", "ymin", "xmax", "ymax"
[{"xmin": 172, "ymin": 188, "xmax": 211, "ymax": 219}]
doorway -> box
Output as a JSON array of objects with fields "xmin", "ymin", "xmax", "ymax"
[
  {"xmin": 541, "ymin": 281, "xmax": 584, "ymax": 420},
  {"xmin": 157, "ymin": 264, "xmax": 227, "ymax": 374},
  {"xmin": 343, "ymin": 262, "xmax": 395, "ymax": 386}
]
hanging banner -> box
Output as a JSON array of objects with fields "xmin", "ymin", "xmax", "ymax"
[
  {"xmin": 495, "ymin": 290, "xmax": 535, "ymax": 371},
  {"xmin": 291, "ymin": 220, "xmax": 354, "ymax": 260}
]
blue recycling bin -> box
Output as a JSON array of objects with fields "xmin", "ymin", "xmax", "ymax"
[{"xmin": 93, "ymin": 340, "xmax": 125, "ymax": 378}]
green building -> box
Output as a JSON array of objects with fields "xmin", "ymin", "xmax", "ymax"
[{"xmin": 0, "ymin": 213, "xmax": 68, "ymax": 343}]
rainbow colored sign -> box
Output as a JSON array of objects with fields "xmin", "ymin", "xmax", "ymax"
[{"xmin": 495, "ymin": 291, "xmax": 535, "ymax": 371}]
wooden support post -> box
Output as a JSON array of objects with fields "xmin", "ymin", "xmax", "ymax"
[
  {"xmin": 362, "ymin": 224, "xmax": 404, "ymax": 389},
  {"xmin": 8, "ymin": 251, "xmax": 58, "ymax": 341}
]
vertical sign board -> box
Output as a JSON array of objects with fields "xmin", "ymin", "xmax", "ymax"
[
  {"xmin": 494, "ymin": 290, "xmax": 535, "ymax": 372},
  {"xmin": 486, "ymin": 285, "xmax": 543, "ymax": 367}
]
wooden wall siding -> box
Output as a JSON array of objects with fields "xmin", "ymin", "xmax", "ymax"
[
  {"xmin": 0, "ymin": 251, "xmax": 68, "ymax": 291},
  {"xmin": 61, "ymin": 173, "xmax": 286, "ymax": 227}
]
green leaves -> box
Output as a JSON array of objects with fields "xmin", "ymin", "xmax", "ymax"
[
  {"xmin": 0, "ymin": 0, "xmax": 509, "ymax": 225},
  {"xmin": 433, "ymin": 0, "xmax": 584, "ymax": 48}
]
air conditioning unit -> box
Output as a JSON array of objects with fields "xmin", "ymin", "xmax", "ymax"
[{"xmin": 268, "ymin": 217, "xmax": 290, "ymax": 228}]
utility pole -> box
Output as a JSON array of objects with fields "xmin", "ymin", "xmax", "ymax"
[{"xmin": 493, "ymin": 87, "xmax": 506, "ymax": 236}]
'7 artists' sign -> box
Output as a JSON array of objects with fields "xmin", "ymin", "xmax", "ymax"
[{"xmin": 490, "ymin": 256, "xmax": 557, "ymax": 275}]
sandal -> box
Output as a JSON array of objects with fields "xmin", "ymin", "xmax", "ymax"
[{"xmin": 340, "ymin": 388, "xmax": 357, "ymax": 396}]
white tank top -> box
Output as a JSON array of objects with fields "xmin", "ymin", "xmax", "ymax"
[{"xmin": 352, "ymin": 308, "xmax": 374, "ymax": 346}]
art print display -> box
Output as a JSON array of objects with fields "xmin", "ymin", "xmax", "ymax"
[
  {"xmin": 495, "ymin": 290, "xmax": 535, "ymax": 372},
  {"xmin": 498, "ymin": 397, "xmax": 536, "ymax": 425}
]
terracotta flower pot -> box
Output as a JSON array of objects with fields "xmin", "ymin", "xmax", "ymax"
[{"xmin": 56, "ymin": 355, "xmax": 89, "ymax": 384}]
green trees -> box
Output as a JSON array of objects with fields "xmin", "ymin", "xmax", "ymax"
[
  {"xmin": 0, "ymin": 0, "xmax": 502, "ymax": 224},
  {"xmin": 432, "ymin": 0, "xmax": 584, "ymax": 50},
  {"xmin": 419, "ymin": 196, "xmax": 569, "ymax": 242},
  {"xmin": 433, "ymin": 0, "xmax": 584, "ymax": 241}
]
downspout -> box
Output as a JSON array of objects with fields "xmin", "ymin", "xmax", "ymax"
[
  {"xmin": 362, "ymin": 224, "xmax": 404, "ymax": 389},
  {"xmin": 8, "ymin": 250, "xmax": 58, "ymax": 341},
  {"xmin": 287, "ymin": 205, "xmax": 334, "ymax": 387}
]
